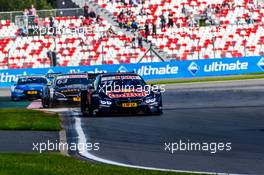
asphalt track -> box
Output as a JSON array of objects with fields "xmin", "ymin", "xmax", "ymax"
[
  {"xmin": 0, "ymin": 131, "xmax": 59, "ymax": 152},
  {"xmin": 3, "ymin": 79, "xmax": 264, "ymax": 174},
  {"xmin": 60, "ymin": 79, "xmax": 264, "ymax": 174}
]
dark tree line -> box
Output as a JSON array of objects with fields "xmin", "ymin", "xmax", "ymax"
[{"xmin": 0, "ymin": 0, "xmax": 55, "ymax": 12}]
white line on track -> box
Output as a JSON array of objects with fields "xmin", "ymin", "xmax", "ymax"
[
  {"xmin": 74, "ymin": 116, "xmax": 239, "ymax": 175},
  {"xmin": 25, "ymin": 100, "xmax": 245, "ymax": 175}
]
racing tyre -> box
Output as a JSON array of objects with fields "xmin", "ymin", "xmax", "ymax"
[
  {"xmin": 48, "ymin": 99, "xmax": 55, "ymax": 108},
  {"xmin": 154, "ymin": 97, "xmax": 163, "ymax": 115},
  {"xmin": 81, "ymin": 91, "xmax": 88, "ymax": 117},
  {"xmin": 42, "ymin": 98, "xmax": 49, "ymax": 108}
]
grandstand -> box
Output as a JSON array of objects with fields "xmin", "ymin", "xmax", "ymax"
[{"xmin": 0, "ymin": 0, "xmax": 264, "ymax": 69}]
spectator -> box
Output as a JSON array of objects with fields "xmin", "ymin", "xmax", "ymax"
[
  {"xmin": 211, "ymin": 14, "xmax": 218, "ymax": 25},
  {"xmin": 168, "ymin": 12, "xmax": 174, "ymax": 28},
  {"xmin": 215, "ymin": 5, "xmax": 220, "ymax": 14},
  {"xmin": 131, "ymin": 20, "xmax": 138, "ymax": 32},
  {"xmin": 139, "ymin": 7, "xmax": 147, "ymax": 16},
  {"xmin": 144, "ymin": 21, "xmax": 150, "ymax": 37},
  {"xmin": 118, "ymin": 9, "xmax": 124, "ymax": 18},
  {"xmin": 152, "ymin": 21, "xmax": 157, "ymax": 35},
  {"xmin": 81, "ymin": 16, "xmax": 91, "ymax": 26},
  {"xmin": 119, "ymin": 17, "xmax": 126, "ymax": 28},
  {"xmin": 138, "ymin": 36, "xmax": 143, "ymax": 48},
  {"xmin": 117, "ymin": 10, "xmax": 125, "ymax": 28},
  {"xmin": 187, "ymin": 15, "xmax": 197, "ymax": 27},
  {"xmin": 160, "ymin": 13, "xmax": 166, "ymax": 30},
  {"xmin": 132, "ymin": 36, "xmax": 136, "ymax": 48},
  {"xmin": 34, "ymin": 15, "xmax": 39, "ymax": 26},
  {"xmin": 20, "ymin": 26, "xmax": 28, "ymax": 36},
  {"xmin": 23, "ymin": 8, "xmax": 29, "ymax": 16},
  {"xmin": 121, "ymin": 0, "xmax": 129, "ymax": 5},
  {"xmin": 83, "ymin": 3, "xmax": 89, "ymax": 19},
  {"xmin": 222, "ymin": 1, "xmax": 229, "ymax": 8},
  {"xmin": 23, "ymin": 9, "xmax": 29, "ymax": 26},
  {"xmin": 205, "ymin": 5, "xmax": 212, "ymax": 19},
  {"xmin": 129, "ymin": 0, "xmax": 138, "ymax": 5},
  {"xmin": 205, "ymin": 18, "xmax": 211, "ymax": 26},
  {"xmin": 106, "ymin": 26, "xmax": 116, "ymax": 38},
  {"xmin": 126, "ymin": 20, "xmax": 132, "ymax": 30},
  {"xmin": 236, "ymin": 17, "xmax": 243, "ymax": 25},
  {"xmin": 49, "ymin": 17, "xmax": 57, "ymax": 36},
  {"xmin": 89, "ymin": 10, "xmax": 96, "ymax": 18},
  {"xmin": 246, "ymin": 14, "xmax": 254, "ymax": 24},
  {"xmin": 126, "ymin": 9, "xmax": 133, "ymax": 17},
  {"xmin": 29, "ymin": 4, "xmax": 37, "ymax": 16},
  {"xmin": 96, "ymin": 15, "xmax": 103, "ymax": 24},
  {"xmin": 181, "ymin": 5, "xmax": 186, "ymax": 16}
]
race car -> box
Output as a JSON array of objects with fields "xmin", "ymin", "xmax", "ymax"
[
  {"xmin": 11, "ymin": 75, "xmax": 48, "ymax": 101},
  {"xmin": 80, "ymin": 72, "xmax": 163, "ymax": 116},
  {"xmin": 41, "ymin": 73, "xmax": 98, "ymax": 108}
]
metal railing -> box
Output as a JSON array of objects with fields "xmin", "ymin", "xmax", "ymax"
[{"xmin": 0, "ymin": 8, "xmax": 84, "ymax": 22}]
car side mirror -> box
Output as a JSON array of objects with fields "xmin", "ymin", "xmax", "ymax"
[{"xmin": 47, "ymin": 82, "xmax": 52, "ymax": 86}]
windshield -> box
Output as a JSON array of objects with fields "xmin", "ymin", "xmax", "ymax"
[
  {"xmin": 47, "ymin": 77, "xmax": 55, "ymax": 82},
  {"xmin": 17, "ymin": 77, "xmax": 47, "ymax": 85},
  {"xmin": 99, "ymin": 75, "xmax": 146, "ymax": 91},
  {"xmin": 56, "ymin": 78, "xmax": 91, "ymax": 87}
]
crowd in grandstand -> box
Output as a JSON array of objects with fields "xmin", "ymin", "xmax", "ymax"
[{"xmin": 111, "ymin": 0, "xmax": 261, "ymax": 34}]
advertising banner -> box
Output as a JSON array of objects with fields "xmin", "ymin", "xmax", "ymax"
[{"xmin": 0, "ymin": 56, "xmax": 263, "ymax": 87}]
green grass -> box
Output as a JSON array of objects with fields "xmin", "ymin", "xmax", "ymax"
[
  {"xmin": 148, "ymin": 73, "xmax": 264, "ymax": 85},
  {"xmin": 0, "ymin": 153, "xmax": 200, "ymax": 175},
  {"xmin": 0, "ymin": 109, "xmax": 61, "ymax": 131}
]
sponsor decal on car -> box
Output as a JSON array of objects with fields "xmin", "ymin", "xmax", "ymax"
[
  {"xmin": 107, "ymin": 92, "xmax": 148, "ymax": 98},
  {"xmin": 57, "ymin": 75, "xmax": 88, "ymax": 79},
  {"xmin": 101, "ymin": 75, "xmax": 141, "ymax": 81},
  {"xmin": 61, "ymin": 89, "xmax": 80, "ymax": 93}
]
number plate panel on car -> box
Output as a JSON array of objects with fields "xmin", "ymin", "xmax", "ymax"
[
  {"xmin": 122, "ymin": 103, "xmax": 137, "ymax": 107},
  {"xmin": 27, "ymin": 91, "xmax": 37, "ymax": 95}
]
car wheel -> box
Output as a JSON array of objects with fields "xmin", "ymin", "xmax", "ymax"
[
  {"xmin": 156, "ymin": 107, "xmax": 163, "ymax": 115},
  {"xmin": 42, "ymin": 98, "xmax": 48, "ymax": 108},
  {"xmin": 41, "ymin": 97, "xmax": 45, "ymax": 107},
  {"xmin": 81, "ymin": 91, "xmax": 88, "ymax": 117},
  {"xmin": 88, "ymin": 105, "xmax": 95, "ymax": 116},
  {"xmin": 48, "ymin": 99, "xmax": 55, "ymax": 108},
  {"xmin": 154, "ymin": 97, "xmax": 163, "ymax": 115}
]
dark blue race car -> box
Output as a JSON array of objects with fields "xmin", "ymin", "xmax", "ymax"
[
  {"xmin": 11, "ymin": 75, "xmax": 48, "ymax": 101},
  {"xmin": 80, "ymin": 72, "xmax": 163, "ymax": 116}
]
